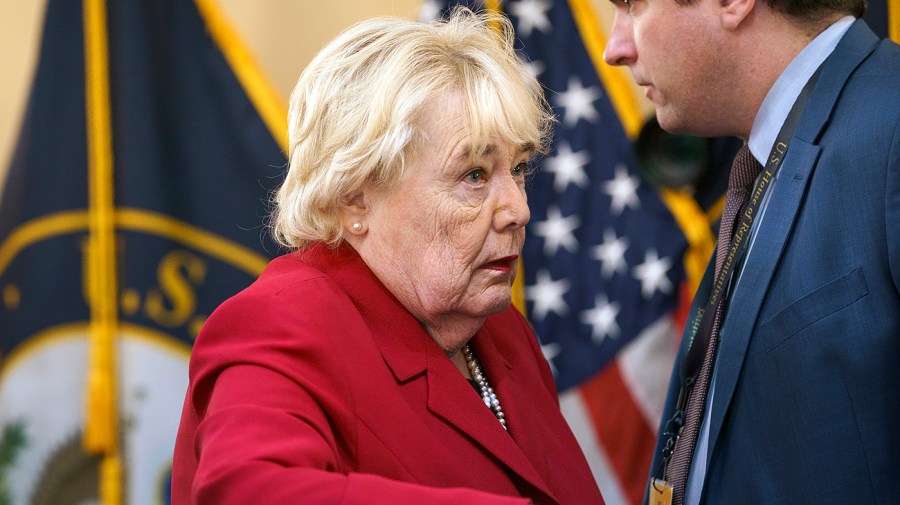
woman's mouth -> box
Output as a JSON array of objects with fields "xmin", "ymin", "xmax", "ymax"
[{"xmin": 480, "ymin": 255, "xmax": 518, "ymax": 273}]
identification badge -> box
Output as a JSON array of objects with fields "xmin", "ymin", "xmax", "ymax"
[{"xmin": 648, "ymin": 478, "xmax": 673, "ymax": 505}]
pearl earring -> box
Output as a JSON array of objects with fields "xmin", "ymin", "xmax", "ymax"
[{"xmin": 352, "ymin": 222, "xmax": 362, "ymax": 232}]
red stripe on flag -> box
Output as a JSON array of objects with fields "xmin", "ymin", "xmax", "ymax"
[{"xmin": 580, "ymin": 362, "xmax": 656, "ymax": 505}]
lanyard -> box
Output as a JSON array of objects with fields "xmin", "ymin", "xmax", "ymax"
[{"xmin": 660, "ymin": 65, "xmax": 824, "ymax": 465}]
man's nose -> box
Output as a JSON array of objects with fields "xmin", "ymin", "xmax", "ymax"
[{"xmin": 603, "ymin": 9, "xmax": 637, "ymax": 67}]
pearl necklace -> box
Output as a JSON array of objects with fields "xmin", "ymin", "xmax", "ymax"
[{"xmin": 461, "ymin": 344, "xmax": 507, "ymax": 431}]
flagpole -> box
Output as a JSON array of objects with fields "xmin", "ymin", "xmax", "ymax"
[{"xmin": 83, "ymin": 0, "xmax": 122, "ymax": 503}]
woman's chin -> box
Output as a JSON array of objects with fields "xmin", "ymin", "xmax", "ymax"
[{"xmin": 468, "ymin": 289, "xmax": 513, "ymax": 317}]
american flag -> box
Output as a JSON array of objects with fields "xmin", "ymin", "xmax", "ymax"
[{"xmin": 425, "ymin": 1, "xmax": 701, "ymax": 503}]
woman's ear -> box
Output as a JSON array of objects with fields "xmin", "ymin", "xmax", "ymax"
[
  {"xmin": 721, "ymin": 0, "xmax": 755, "ymax": 30},
  {"xmin": 339, "ymin": 187, "xmax": 369, "ymax": 236}
]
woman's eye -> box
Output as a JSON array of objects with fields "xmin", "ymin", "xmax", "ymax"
[
  {"xmin": 512, "ymin": 162, "xmax": 527, "ymax": 177},
  {"xmin": 465, "ymin": 169, "xmax": 486, "ymax": 184}
]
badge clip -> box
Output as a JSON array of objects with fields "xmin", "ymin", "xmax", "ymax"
[{"xmin": 649, "ymin": 478, "xmax": 673, "ymax": 505}]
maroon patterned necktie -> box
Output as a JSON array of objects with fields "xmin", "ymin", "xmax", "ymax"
[{"xmin": 665, "ymin": 145, "xmax": 762, "ymax": 505}]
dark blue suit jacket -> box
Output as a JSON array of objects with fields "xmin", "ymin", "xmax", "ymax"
[{"xmin": 647, "ymin": 20, "xmax": 900, "ymax": 504}]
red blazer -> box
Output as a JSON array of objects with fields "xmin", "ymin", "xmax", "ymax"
[{"xmin": 172, "ymin": 243, "xmax": 603, "ymax": 504}]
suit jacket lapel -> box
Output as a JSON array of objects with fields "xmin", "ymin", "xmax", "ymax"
[
  {"xmin": 706, "ymin": 19, "xmax": 881, "ymax": 462},
  {"xmin": 706, "ymin": 140, "xmax": 820, "ymax": 459}
]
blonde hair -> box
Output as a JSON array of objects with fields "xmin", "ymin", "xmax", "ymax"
[{"xmin": 272, "ymin": 7, "xmax": 555, "ymax": 249}]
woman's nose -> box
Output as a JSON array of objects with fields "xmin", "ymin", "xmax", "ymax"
[{"xmin": 494, "ymin": 176, "xmax": 530, "ymax": 231}]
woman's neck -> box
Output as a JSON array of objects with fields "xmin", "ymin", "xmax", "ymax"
[{"xmin": 421, "ymin": 314, "xmax": 485, "ymax": 378}]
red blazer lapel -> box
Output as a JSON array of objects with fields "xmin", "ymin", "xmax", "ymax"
[
  {"xmin": 366, "ymin": 305, "xmax": 557, "ymax": 501},
  {"xmin": 422, "ymin": 339, "xmax": 556, "ymax": 502}
]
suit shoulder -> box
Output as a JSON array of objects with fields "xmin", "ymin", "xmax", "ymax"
[
  {"xmin": 827, "ymin": 45, "xmax": 900, "ymax": 148},
  {"xmin": 850, "ymin": 39, "xmax": 900, "ymax": 100}
]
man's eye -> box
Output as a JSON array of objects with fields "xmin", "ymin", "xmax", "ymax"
[
  {"xmin": 512, "ymin": 162, "xmax": 527, "ymax": 177},
  {"xmin": 624, "ymin": 0, "xmax": 641, "ymax": 14}
]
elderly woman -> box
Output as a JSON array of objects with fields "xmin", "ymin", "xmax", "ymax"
[{"xmin": 172, "ymin": 8, "xmax": 603, "ymax": 505}]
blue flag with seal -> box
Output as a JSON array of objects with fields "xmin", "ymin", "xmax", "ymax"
[{"xmin": 0, "ymin": 0, "xmax": 286, "ymax": 504}]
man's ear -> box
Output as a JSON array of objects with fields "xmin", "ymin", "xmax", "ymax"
[
  {"xmin": 339, "ymin": 187, "xmax": 370, "ymax": 236},
  {"xmin": 721, "ymin": 0, "xmax": 755, "ymax": 30}
]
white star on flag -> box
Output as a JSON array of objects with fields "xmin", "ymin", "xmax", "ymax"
[
  {"xmin": 527, "ymin": 269, "xmax": 570, "ymax": 321},
  {"xmin": 533, "ymin": 206, "xmax": 580, "ymax": 255},
  {"xmin": 554, "ymin": 75, "xmax": 601, "ymax": 127},
  {"xmin": 508, "ymin": 0, "xmax": 552, "ymax": 37},
  {"xmin": 592, "ymin": 229, "xmax": 629, "ymax": 278},
  {"xmin": 545, "ymin": 142, "xmax": 590, "ymax": 193},
  {"xmin": 602, "ymin": 163, "xmax": 641, "ymax": 214},
  {"xmin": 632, "ymin": 248, "xmax": 674, "ymax": 299},
  {"xmin": 419, "ymin": 0, "xmax": 442, "ymax": 21},
  {"xmin": 522, "ymin": 59, "xmax": 546, "ymax": 79},
  {"xmin": 580, "ymin": 294, "xmax": 621, "ymax": 343}
]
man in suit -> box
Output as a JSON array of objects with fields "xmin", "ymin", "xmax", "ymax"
[{"xmin": 604, "ymin": 0, "xmax": 899, "ymax": 503}]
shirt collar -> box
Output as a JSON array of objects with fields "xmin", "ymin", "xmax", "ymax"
[{"xmin": 747, "ymin": 16, "xmax": 855, "ymax": 164}]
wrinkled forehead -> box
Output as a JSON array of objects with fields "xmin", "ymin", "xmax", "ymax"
[
  {"xmin": 449, "ymin": 78, "xmax": 543, "ymax": 159},
  {"xmin": 412, "ymin": 88, "xmax": 539, "ymax": 162}
]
